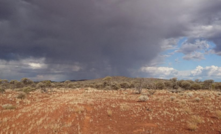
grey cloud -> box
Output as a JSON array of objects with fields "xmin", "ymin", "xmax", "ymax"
[
  {"xmin": 183, "ymin": 52, "xmax": 205, "ymax": 60},
  {"xmin": 0, "ymin": 0, "xmax": 221, "ymax": 80}
]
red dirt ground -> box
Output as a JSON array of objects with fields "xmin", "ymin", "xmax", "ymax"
[{"xmin": 1, "ymin": 89, "xmax": 221, "ymax": 134}]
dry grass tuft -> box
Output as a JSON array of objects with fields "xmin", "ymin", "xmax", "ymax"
[
  {"xmin": 215, "ymin": 110, "xmax": 221, "ymax": 119},
  {"xmin": 74, "ymin": 106, "xmax": 85, "ymax": 114},
  {"xmin": 187, "ymin": 122, "xmax": 198, "ymax": 131},
  {"xmin": 2, "ymin": 104, "xmax": 16, "ymax": 110},
  {"xmin": 194, "ymin": 97, "xmax": 201, "ymax": 102},
  {"xmin": 107, "ymin": 109, "xmax": 112, "ymax": 117},
  {"xmin": 190, "ymin": 115, "xmax": 203, "ymax": 124},
  {"xmin": 170, "ymin": 96, "xmax": 176, "ymax": 101},
  {"xmin": 138, "ymin": 95, "xmax": 149, "ymax": 102}
]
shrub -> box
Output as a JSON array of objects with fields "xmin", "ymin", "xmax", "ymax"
[
  {"xmin": 191, "ymin": 83, "xmax": 201, "ymax": 90},
  {"xmin": 0, "ymin": 87, "xmax": 5, "ymax": 93},
  {"xmin": 104, "ymin": 86, "xmax": 111, "ymax": 90},
  {"xmin": 181, "ymin": 81, "xmax": 191, "ymax": 90},
  {"xmin": 164, "ymin": 81, "xmax": 173, "ymax": 89},
  {"xmin": 103, "ymin": 76, "xmax": 112, "ymax": 86},
  {"xmin": 148, "ymin": 90, "xmax": 156, "ymax": 96},
  {"xmin": 120, "ymin": 82, "xmax": 130, "ymax": 89},
  {"xmin": 15, "ymin": 82, "xmax": 24, "ymax": 88},
  {"xmin": 215, "ymin": 83, "xmax": 221, "ymax": 90},
  {"xmin": 156, "ymin": 82, "xmax": 165, "ymax": 89},
  {"xmin": 170, "ymin": 77, "xmax": 177, "ymax": 83},
  {"xmin": 22, "ymin": 86, "xmax": 35, "ymax": 93},
  {"xmin": 21, "ymin": 78, "xmax": 33, "ymax": 85},
  {"xmin": 17, "ymin": 92, "xmax": 26, "ymax": 99},
  {"xmin": 94, "ymin": 82, "xmax": 104, "ymax": 89},
  {"xmin": 67, "ymin": 83, "xmax": 75, "ymax": 88},
  {"xmin": 138, "ymin": 95, "xmax": 149, "ymax": 102},
  {"xmin": 37, "ymin": 82, "xmax": 47, "ymax": 93},
  {"xmin": 111, "ymin": 83, "xmax": 121, "ymax": 90},
  {"xmin": 203, "ymin": 79, "xmax": 214, "ymax": 89}
]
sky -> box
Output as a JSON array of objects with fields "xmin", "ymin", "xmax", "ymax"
[{"xmin": 0, "ymin": 0, "xmax": 221, "ymax": 81}]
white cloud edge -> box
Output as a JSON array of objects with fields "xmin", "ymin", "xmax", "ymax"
[{"xmin": 141, "ymin": 65, "xmax": 221, "ymax": 80}]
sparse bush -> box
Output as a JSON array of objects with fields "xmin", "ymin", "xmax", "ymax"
[
  {"xmin": 138, "ymin": 95, "xmax": 149, "ymax": 102},
  {"xmin": 190, "ymin": 115, "xmax": 203, "ymax": 124},
  {"xmin": 215, "ymin": 83, "xmax": 221, "ymax": 90},
  {"xmin": 2, "ymin": 104, "xmax": 16, "ymax": 110},
  {"xmin": 156, "ymin": 82, "xmax": 165, "ymax": 89},
  {"xmin": 17, "ymin": 92, "xmax": 26, "ymax": 99},
  {"xmin": 0, "ymin": 87, "xmax": 5, "ymax": 93},
  {"xmin": 136, "ymin": 78, "xmax": 144, "ymax": 94},
  {"xmin": 104, "ymin": 86, "xmax": 111, "ymax": 90},
  {"xmin": 120, "ymin": 82, "xmax": 130, "ymax": 89},
  {"xmin": 9, "ymin": 80, "xmax": 19, "ymax": 89},
  {"xmin": 37, "ymin": 82, "xmax": 47, "ymax": 93},
  {"xmin": 195, "ymin": 79, "xmax": 201, "ymax": 83},
  {"xmin": 181, "ymin": 81, "xmax": 191, "ymax": 90},
  {"xmin": 103, "ymin": 76, "xmax": 112, "ymax": 86},
  {"xmin": 111, "ymin": 83, "xmax": 121, "ymax": 90},
  {"xmin": 191, "ymin": 83, "xmax": 201, "ymax": 90},
  {"xmin": 164, "ymin": 81, "xmax": 173, "ymax": 89},
  {"xmin": 67, "ymin": 83, "xmax": 75, "ymax": 88},
  {"xmin": 21, "ymin": 78, "xmax": 33, "ymax": 85},
  {"xmin": 22, "ymin": 86, "xmax": 35, "ymax": 93},
  {"xmin": 148, "ymin": 90, "xmax": 156, "ymax": 96},
  {"xmin": 15, "ymin": 82, "xmax": 24, "ymax": 88},
  {"xmin": 203, "ymin": 79, "xmax": 214, "ymax": 89},
  {"xmin": 170, "ymin": 77, "xmax": 177, "ymax": 83}
]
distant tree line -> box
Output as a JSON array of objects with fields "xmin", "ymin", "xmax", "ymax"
[{"xmin": 0, "ymin": 77, "xmax": 221, "ymax": 94}]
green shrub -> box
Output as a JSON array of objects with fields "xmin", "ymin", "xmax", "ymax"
[
  {"xmin": 156, "ymin": 82, "xmax": 165, "ymax": 89},
  {"xmin": 111, "ymin": 83, "xmax": 121, "ymax": 90},
  {"xmin": 164, "ymin": 81, "xmax": 173, "ymax": 89},
  {"xmin": 94, "ymin": 82, "xmax": 105, "ymax": 89},
  {"xmin": 0, "ymin": 87, "xmax": 5, "ymax": 93},
  {"xmin": 120, "ymin": 82, "xmax": 130, "ymax": 89},
  {"xmin": 191, "ymin": 83, "xmax": 201, "ymax": 90},
  {"xmin": 181, "ymin": 81, "xmax": 191, "ymax": 90},
  {"xmin": 104, "ymin": 86, "xmax": 111, "ymax": 90},
  {"xmin": 203, "ymin": 79, "xmax": 214, "ymax": 89},
  {"xmin": 22, "ymin": 86, "xmax": 35, "ymax": 93},
  {"xmin": 21, "ymin": 78, "xmax": 33, "ymax": 85},
  {"xmin": 215, "ymin": 83, "xmax": 221, "ymax": 90},
  {"xmin": 17, "ymin": 92, "xmax": 26, "ymax": 99}
]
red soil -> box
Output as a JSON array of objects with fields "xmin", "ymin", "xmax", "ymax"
[{"xmin": 1, "ymin": 89, "xmax": 221, "ymax": 134}]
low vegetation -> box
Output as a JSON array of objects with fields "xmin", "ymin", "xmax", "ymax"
[{"xmin": 0, "ymin": 76, "xmax": 221, "ymax": 133}]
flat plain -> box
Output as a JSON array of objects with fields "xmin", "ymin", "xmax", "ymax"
[{"xmin": 1, "ymin": 88, "xmax": 221, "ymax": 134}]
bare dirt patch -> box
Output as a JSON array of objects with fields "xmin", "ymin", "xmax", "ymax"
[{"xmin": 1, "ymin": 89, "xmax": 221, "ymax": 134}]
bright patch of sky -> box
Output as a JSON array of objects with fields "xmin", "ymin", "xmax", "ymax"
[{"xmin": 155, "ymin": 37, "xmax": 221, "ymax": 81}]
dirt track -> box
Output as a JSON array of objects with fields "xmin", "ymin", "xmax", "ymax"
[{"xmin": 1, "ymin": 89, "xmax": 221, "ymax": 134}]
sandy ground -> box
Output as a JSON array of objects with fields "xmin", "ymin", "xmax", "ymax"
[{"xmin": 1, "ymin": 88, "xmax": 221, "ymax": 134}]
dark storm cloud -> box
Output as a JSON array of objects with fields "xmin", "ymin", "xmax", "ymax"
[{"xmin": 0, "ymin": 0, "xmax": 221, "ymax": 80}]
